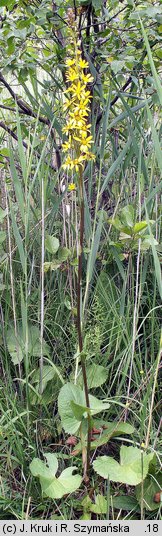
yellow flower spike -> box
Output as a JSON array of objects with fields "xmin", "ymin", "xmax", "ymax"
[{"xmin": 62, "ymin": 29, "xmax": 95, "ymax": 173}]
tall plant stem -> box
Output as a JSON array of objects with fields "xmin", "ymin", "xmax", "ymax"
[{"xmin": 77, "ymin": 167, "xmax": 91, "ymax": 481}]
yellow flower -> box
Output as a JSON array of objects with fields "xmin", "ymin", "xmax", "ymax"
[
  {"xmin": 80, "ymin": 73, "xmax": 94, "ymax": 84},
  {"xmin": 79, "ymin": 59, "xmax": 89, "ymax": 69},
  {"xmin": 62, "ymin": 155, "xmax": 74, "ymax": 170},
  {"xmin": 63, "ymin": 98, "xmax": 73, "ymax": 111},
  {"xmin": 73, "ymin": 134, "xmax": 93, "ymax": 152},
  {"xmin": 65, "ymin": 58, "xmax": 75, "ymax": 67},
  {"xmin": 68, "ymin": 183, "xmax": 76, "ymax": 191},
  {"xmin": 62, "ymin": 140, "xmax": 72, "ymax": 152},
  {"xmin": 73, "ymin": 103, "xmax": 89, "ymax": 115},
  {"xmin": 70, "ymin": 81, "xmax": 85, "ymax": 98},
  {"xmin": 62, "ymin": 121, "xmax": 74, "ymax": 134},
  {"xmin": 86, "ymin": 151, "xmax": 95, "ymax": 161},
  {"xmin": 66, "ymin": 68, "xmax": 79, "ymax": 82}
]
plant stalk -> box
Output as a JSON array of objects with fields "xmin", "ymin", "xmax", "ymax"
[{"xmin": 77, "ymin": 167, "xmax": 91, "ymax": 481}]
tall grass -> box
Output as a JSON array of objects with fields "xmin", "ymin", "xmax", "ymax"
[{"xmin": 0, "ymin": 26, "xmax": 161, "ymax": 520}]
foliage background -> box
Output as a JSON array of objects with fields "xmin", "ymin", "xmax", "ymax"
[{"xmin": 0, "ymin": 0, "xmax": 161, "ymax": 521}]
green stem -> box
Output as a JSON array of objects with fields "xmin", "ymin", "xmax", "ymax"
[{"xmin": 77, "ymin": 166, "xmax": 91, "ymax": 480}]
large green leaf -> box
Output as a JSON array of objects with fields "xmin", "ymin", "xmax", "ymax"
[
  {"xmin": 29, "ymin": 364, "xmax": 62, "ymax": 405},
  {"xmin": 76, "ymin": 363, "xmax": 108, "ymax": 389},
  {"xmin": 30, "ymin": 454, "xmax": 82, "ymax": 499},
  {"xmin": 86, "ymin": 364, "xmax": 108, "ymax": 389},
  {"xmin": 89, "ymin": 421, "xmax": 134, "ymax": 449},
  {"xmin": 58, "ymin": 383, "xmax": 110, "ymax": 435},
  {"xmin": 7, "ymin": 323, "xmax": 50, "ymax": 365},
  {"xmin": 93, "ymin": 446, "xmax": 154, "ymax": 486},
  {"xmin": 32, "ymin": 365, "xmax": 55, "ymax": 392}
]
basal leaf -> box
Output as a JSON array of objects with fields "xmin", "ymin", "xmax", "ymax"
[
  {"xmin": 70, "ymin": 400, "xmax": 90, "ymax": 421},
  {"xmin": 30, "ymin": 454, "xmax": 81, "ymax": 499},
  {"xmin": 6, "ymin": 323, "xmax": 50, "ymax": 365},
  {"xmin": 120, "ymin": 205, "xmax": 134, "ymax": 228},
  {"xmin": 112, "ymin": 495, "xmax": 140, "ymax": 512},
  {"xmin": 93, "ymin": 446, "xmax": 154, "ymax": 486}
]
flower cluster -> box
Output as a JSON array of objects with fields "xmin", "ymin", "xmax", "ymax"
[{"xmin": 62, "ymin": 27, "xmax": 95, "ymax": 172}]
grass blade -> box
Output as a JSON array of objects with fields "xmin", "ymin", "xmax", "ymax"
[
  {"xmin": 9, "ymin": 202, "xmax": 26, "ymax": 275},
  {"xmin": 139, "ymin": 19, "xmax": 162, "ymax": 106},
  {"xmin": 100, "ymin": 139, "xmax": 131, "ymax": 195}
]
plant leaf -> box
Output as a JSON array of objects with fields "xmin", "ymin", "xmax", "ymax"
[
  {"xmin": 58, "ymin": 383, "xmax": 110, "ymax": 435},
  {"xmin": 133, "ymin": 221, "xmax": 148, "ymax": 234},
  {"xmin": 90, "ymin": 494, "xmax": 107, "ymax": 514},
  {"xmin": 6, "ymin": 323, "xmax": 50, "ymax": 365},
  {"xmin": 93, "ymin": 446, "xmax": 154, "ymax": 485},
  {"xmin": 112, "ymin": 495, "xmax": 140, "ymax": 512},
  {"xmin": 45, "ymin": 235, "xmax": 59, "ymax": 254},
  {"xmin": 77, "ymin": 363, "xmax": 108, "ymax": 389},
  {"xmin": 30, "ymin": 454, "xmax": 82, "ymax": 499},
  {"xmin": 73, "ymin": 421, "xmax": 134, "ymax": 453}
]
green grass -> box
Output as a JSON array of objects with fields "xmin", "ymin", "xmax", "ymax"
[{"xmin": 0, "ymin": 15, "xmax": 162, "ymax": 521}]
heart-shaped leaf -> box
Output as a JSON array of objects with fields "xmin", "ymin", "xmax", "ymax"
[
  {"xmin": 30, "ymin": 453, "xmax": 82, "ymax": 499},
  {"xmin": 93, "ymin": 446, "xmax": 154, "ymax": 486},
  {"xmin": 58, "ymin": 383, "xmax": 110, "ymax": 435},
  {"xmin": 6, "ymin": 324, "xmax": 50, "ymax": 365}
]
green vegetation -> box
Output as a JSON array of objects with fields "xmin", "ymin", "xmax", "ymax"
[{"xmin": 0, "ymin": 0, "xmax": 161, "ymax": 521}]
